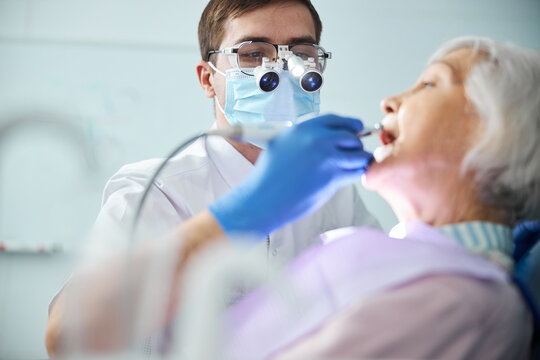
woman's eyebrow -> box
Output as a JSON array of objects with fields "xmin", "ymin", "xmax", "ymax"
[{"xmin": 428, "ymin": 60, "xmax": 460, "ymax": 82}]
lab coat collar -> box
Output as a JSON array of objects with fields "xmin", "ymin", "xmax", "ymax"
[{"xmin": 205, "ymin": 123, "xmax": 254, "ymax": 190}]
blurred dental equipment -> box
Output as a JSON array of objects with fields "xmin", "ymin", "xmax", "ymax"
[
  {"xmin": 0, "ymin": 241, "xmax": 62, "ymax": 254},
  {"xmin": 0, "ymin": 111, "xmax": 98, "ymax": 251},
  {"xmin": 131, "ymin": 121, "xmax": 380, "ymax": 234},
  {"xmin": 175, "ymin": 243, "xmax": 300, "ymax": 360},
  {"xmin": 0, "ymin": 111, "xmax": 97, "ymax": 168}
]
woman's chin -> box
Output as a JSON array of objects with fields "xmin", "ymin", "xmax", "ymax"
[
  {"xmin": 362, "ymin": 162, "xmax": 384, "ymax": 191},
  {"xmin": 362, "ymin": 145, "xmax": 395, "ymax": 191}
]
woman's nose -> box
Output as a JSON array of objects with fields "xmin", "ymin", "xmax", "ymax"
[{"xmin": 380, "ymin": 95, "xmax": 400, "ymax": 114}]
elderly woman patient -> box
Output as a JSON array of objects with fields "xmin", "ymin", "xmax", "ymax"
[
  {"xmin": 220, "ymin": 36, "xmax": 540, "ymax": 359},
  {"xmin": 46, "ymin": 36, "xmax": 539, "ymax": 359}
]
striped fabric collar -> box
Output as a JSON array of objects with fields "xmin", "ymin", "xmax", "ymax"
[{"xmin": 437, "ymin": 222, "xmax": 514, "ymax": 271}]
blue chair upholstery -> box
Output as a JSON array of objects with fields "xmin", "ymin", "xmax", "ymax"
[
  {"xmin": 514, "ymin": 221, "xmax": 540, "ymax": 263},
  {"xmin": 513, "ymin": 220, "xmax": 540, "ymax": 359}
]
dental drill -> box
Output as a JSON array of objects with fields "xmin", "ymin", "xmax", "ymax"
[
  {"xmin": 131, "ymin": 121, "xmax": 383, "ymax": 236},
  {"xmin": 206, "ymin": 121, "xmax": 384, "ymax": 143}
]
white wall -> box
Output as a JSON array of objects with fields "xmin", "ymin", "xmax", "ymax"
[{"xmin": 0, "ymin": 1, "xmax": 539, "ymax": 358}]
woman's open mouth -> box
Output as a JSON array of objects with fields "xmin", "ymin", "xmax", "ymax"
[{"xmin": 373, "ymin": 116, "xmax": 398, "ymax": 162}]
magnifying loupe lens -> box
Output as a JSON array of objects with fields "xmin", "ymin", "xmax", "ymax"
[
  {"xmin": 301, "ymin": 71, "xmax": 323, "ymax": 92},
  {"xmin": 258, "ymin": 71, "xmax": 280, "ymax": 92}
]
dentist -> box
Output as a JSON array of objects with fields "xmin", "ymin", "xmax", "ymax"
[{"xmin": 92, "ymin": 0, "xmax": 378, "ymax": 270}]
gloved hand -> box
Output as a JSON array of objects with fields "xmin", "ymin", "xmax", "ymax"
[{"xmin": 209, "ymin": 114, "xmax": 373, "ymax": 239}]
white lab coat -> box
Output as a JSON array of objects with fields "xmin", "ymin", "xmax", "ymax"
[{"xmin": 93, "ymin": 130, "xmax": 380, "ymax": 265}]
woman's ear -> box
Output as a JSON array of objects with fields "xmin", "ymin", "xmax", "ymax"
[{"xmin": 196, "ymin": 60, "xmax": 216, "ymax": 98}]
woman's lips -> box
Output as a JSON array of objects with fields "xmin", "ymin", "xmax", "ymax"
[{"xmin": 380, "ymin": 129, "xmax": 396, "ymax": 145}]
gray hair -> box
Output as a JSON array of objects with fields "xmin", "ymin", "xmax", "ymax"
[{"xmin": 429, "ymin": 36, "xmax": 540, "ymax": 224}]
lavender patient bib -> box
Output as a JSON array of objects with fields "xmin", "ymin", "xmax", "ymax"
[{"xmin": 223, "ymin": 222, "xmax": 508, "ymax": 359}]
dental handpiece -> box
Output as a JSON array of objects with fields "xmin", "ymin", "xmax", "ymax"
[
  {"xmin": 205, "ymin": 122, "xmax": 293, "ymax": 143},
  {"xmin": 357, "ymin": 122, "xmax": 384, "ymax": 138},
  {"xmin": 205, "ymin": 122, "xmax": 384, "ymax": 143}
]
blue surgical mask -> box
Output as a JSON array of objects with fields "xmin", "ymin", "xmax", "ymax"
[{"xmin": 210, "ymin": 65, "xmax": 320, "ymax": 147}]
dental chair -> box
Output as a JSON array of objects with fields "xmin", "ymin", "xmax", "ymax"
[{"xmin": 513, "ymin": 220, "xmax": 540, "ymax": 359}]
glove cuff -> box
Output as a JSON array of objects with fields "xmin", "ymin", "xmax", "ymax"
[{"xmin": 209, "ymin": 189, "xmax": 270, "ymax": 242}]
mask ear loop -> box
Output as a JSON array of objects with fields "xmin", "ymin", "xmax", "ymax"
[
  {"xmin": 214, "ymin": 95, "xmax": 226, "ymax": 116},
  {"xmin": 208, "ymin": 61, "xmax": 226, "ymax": 76},
  {"xmin": 202, "ymin": 61, "xmax": 237, "ymax": 188},
  {"xmin": 207, "ymin": 61, "xmax": 227, "ymax": 116}
]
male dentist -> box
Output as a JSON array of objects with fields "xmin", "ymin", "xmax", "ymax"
[{"xmin": 92, "ymin": 0, "xmax": 378, "ymax": 264}]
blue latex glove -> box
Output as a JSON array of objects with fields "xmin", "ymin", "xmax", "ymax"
[{"xmin": 209, "ymin": 114, "xmax": 373, "ymax": 239}]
